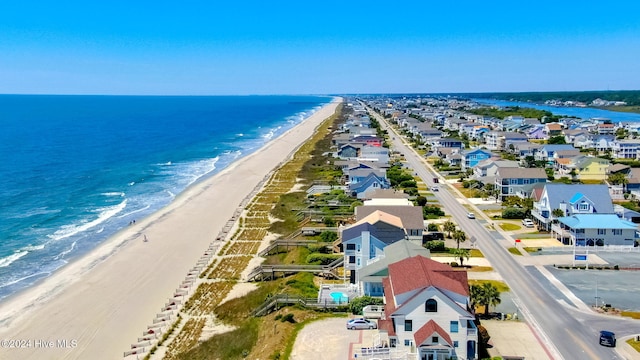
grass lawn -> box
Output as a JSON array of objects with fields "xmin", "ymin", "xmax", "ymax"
[
  {"xmin": 499, "ymin": 222, "xmax": 521, "ymax": 231},
  {"xmin": 523, "ymin": 247, "xmax": 542, "ymax": 253},
  {"xmin": 468, "ymin": 279, "xmax": 510, "ymax": 292},
  {"xmin": 466, "ymin": 266, "xmax": 493, "ymax": 272},
  {"xmin": 621, "ymin": 311, "xmax": 640, "ymax": 320},
  {"xmin": 627, "ymin": 338, "xmax": 640, "ymax": 352},
  {"xmin": 507, "ymin": 247, "xmax": 523, "ymax": 256}
]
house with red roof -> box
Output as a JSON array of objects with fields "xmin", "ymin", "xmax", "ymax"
[{"xmin": 378, "ymin": 256, "xmax": 478, "ymax": 360}]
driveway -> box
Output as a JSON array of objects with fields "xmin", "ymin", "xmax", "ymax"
[{"xmin": 290, "ymin": 317, "xmax": 377, "ymax": 360}]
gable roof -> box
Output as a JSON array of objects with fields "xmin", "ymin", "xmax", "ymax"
[
  {"xmin": 387, "ymin": 256, "xmax": 468, "ymax": 297},
  {"xmin": 496, "ymin": 167, "xmax": 547, "ymax": 179},
  {"xmin": 355, "ymin": 205, "xmax": 424, "ymax": 230},
  {"xmin": 359, "ymin": 240, "xmax": 430, "ymax": 280},
  {"xmin": 542, "ymin": 184, "xmax": 614, "ymax": 213},
  {"xmin": 414, "ymin": 320, "xmax": 453, "ymax": 347}
]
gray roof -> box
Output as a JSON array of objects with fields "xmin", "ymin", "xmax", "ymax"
[
  {"xmin": 359, "ymin": 241, "xmax": 430, "ymax": 280},
  {"xmin": 355, "ymin": 205, "xmax": 424, "ymax": 230},
  {"xmin": 341, "ymin": 221, "xmax": 406, "ymax": 245},
  {"xmin": 542, "ymin": 184, "xmax": 614, "ymax": 213},
  {"xmin": 496, "ymin": 167, "xmax": 547, "ymax": 179},
  {"xmin": 366, "ymin": 189, "xmax": 410, "ymax": 199}
]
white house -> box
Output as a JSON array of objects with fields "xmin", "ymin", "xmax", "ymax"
[{"xmin": 378, "ymin": 256, "xmax": 478, "ymax": 360}]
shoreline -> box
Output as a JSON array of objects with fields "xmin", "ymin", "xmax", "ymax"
[{"xmin": 0, "ymin": 97, "xmax": 341, "ymax": 360}]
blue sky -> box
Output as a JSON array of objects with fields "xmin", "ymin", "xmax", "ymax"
[{"xmin": 1, "ymin": 1, "xmax": 639, "ymax": 95}]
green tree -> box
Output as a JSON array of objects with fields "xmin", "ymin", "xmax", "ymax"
[
  {"xmin": 608, "ymin": 172, "xmax": 629, "ymax": 187},
  {"xmin": 451, "ymin": 248, "xmax": 470, "ymax": 267},
  {"xmin": 415, "ymin": 195, "xmax": 427, "ymax": 207},
  {"xmin": 452, "ymin": 229, "xmax": 467, "ymax": 250},
  {"xmin": 443, "ymin": 220, "xmax": 456, "ymax": 238},
  {"xmin": 481, "ymin": 283, "xmax": 502, "ymax": 316},
  {"xmin": 349, "ymin": 296, "xmax": 384, "ymax": 315},
  {"xmin": 548, "ymin": 135, "xmax": 566, "ymax": 144}
]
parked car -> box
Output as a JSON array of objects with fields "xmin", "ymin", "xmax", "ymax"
[
  {"xmin": 599, "ymin": 330, "xmax": 616, "ymax": 347},
  {"xmin": 467, "ymin": 212, "xmax": 475, "ymax": 219},
  {"xmin": 522, "ymin": 219, "xmax": 534, "ymax": 228},
  {"xmin": 346, "ymin": 318, "xmax": 377, "ymax": 330}
]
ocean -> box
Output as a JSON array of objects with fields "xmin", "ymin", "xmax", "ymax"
[{"xmin": 0, "ymin": 95, "xmax": 331, "ymax": 300}]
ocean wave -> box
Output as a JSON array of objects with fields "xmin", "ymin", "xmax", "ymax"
[
  {"xmin": 0, "ymin": 271, "xmax": 52, "ymax": 290},
  {"xmin": 8, "ymin": 207, "xmax": 61, "ymax": 219},
  {"xmin": 47, "ymin": 200, "xmax": 127, "ymax": 241},
  {"xmin": 0, "ymin": 251, "xmax": 28, "ymax": 268},
  {"xmin": 128, "ymin": 181, "xmax": 135, "ymax": 186},
  {"xmin": 21, "ymin": 244, "xmax": 45, "ymax": 251},
  {"xmin": 101, "ymin": 192, "xmax": 125, "ymax": 197},
  {"xmin": 117, "ymin": 204, "xmax": 151, "ymax": 219},
  {"xmin": 157, "ymin": 161, "xmax": 172, "ymax": 166},
  {"xmin": 95, "ymin": 227, "xmax": 104, "ymax": 234},
  {"xmin": 53, "ymin": 241, "xmax": 77, "ymax": 261}
]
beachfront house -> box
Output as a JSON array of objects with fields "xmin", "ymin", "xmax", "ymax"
[
  {"xmin": 349, "ymin": 173, "xmax": 390, "ymax": 199},
  {"xmin": 341, "ymin": 211, "xmax": 408, "ymax": 284},
  {"xmin": 553, "ymin": 214, "xmax": 638, "ymax": 246},
  {"xmin": 611, "ymin": 139, "xmax": 640, "ymax": 159},
  {"xmin": 530, "ymin": 183, "xmax": 614, "ymax": 232},
  {"xmin": 378, "ymin": 256, "xmax": 478, "ymax": 360},
  {"xmin": 357, "ymin": 240, "xmax": 430, "ymax": 297}
]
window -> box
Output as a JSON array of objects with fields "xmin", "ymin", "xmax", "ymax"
[
  {"xmin": 578, "ymin": 202, "xmax": 589, "ymax": 211},
  {"xmin": 425, "ymin": 299, "xmax": 437, "ymax": 312},
  {"xmin": 404, "ymin": 339, "xmax": 411, "ymax": 346},
  {"xmin": 598, "ymin": 229, "xmax": 606, "ymax": 235},
  {"xmin": 349, "ymin": 256, "xmax": 355, "ymax": 264},
  {"xmin": 613, "ymin": 229, "xmax": 622, "ymax": 236},
  {"xmin": 450, "ymin": 321, "xmax": 459, "ymax": 333},
  {"xmin": 404, "ymin": 320, "xmax": 413, "ymax": 331},
  {"xmin": 346, "ymin": 244, "xmax": 355, "ymax": 250},
  {"xmin": 431, "ymin": 336, "xmax": 439, "ymax": 343},
  {"xmin": 453, "ymin": 341, "xmax": 459, "ymax": 348}
]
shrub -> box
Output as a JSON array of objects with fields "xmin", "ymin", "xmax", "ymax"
[
  {"xmin": 319, "ymin": 231, "xmax": 338, "ymax": 242},
  {"xmin": 274, "ymin": 314, "xmax": 282, "ymax": 321},
  {"xmin": 427, "ymin": 223, "xmax": 439, "ymax": 231},
  {"xmin": 450, "ymin": 262, "xmax": 459, "ymax": 267},
  {"xmin": 305, "ymin": 253, "xmax": 341, "ymax": 265},
  {"xmin": 280, "ymin": 313, "xmax": 295, "ymax": 323},
  {"xmin": 502, "ymin": 207, "xmax": 526, "ymax": 219},
  {"xmin": 349, "ymin": 296, "xmax": 384, "ymax": 315},
  {"xmin": 425, "ymin": 241, "xmax": 446, "ymax": 252},
  {"xmin": 415, "ymin": 196, "xmax": 427, "ymax": 207},
  {"xmin": 424, "ymin": 206, "xmax": 445, "ymax": 218}
]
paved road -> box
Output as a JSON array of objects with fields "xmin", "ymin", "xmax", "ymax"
[{"xmin": 369, "ymin": 105, "xmax": 640, "ymax": 360}]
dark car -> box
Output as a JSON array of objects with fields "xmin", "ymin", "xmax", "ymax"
[
  {"xmin": 599, "ymin": 330, "xmax": 616, "ymax": 347},
  {"xmin": 423, "ymin": 232, "xmax": 445, "ymax": 244}
]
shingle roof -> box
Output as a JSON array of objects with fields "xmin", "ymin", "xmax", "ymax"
[
  {"xmin": 414, "ymin": 320, "xmax": 453, "ymax": 347},
  {"xmin": 542, "ymin": 184, "xmax": 614, "ymax": 213},
  {"xmin": 356, "ymin": 206, "xmax": 424, "ymax": 230},
  {"xmin": 387, "ymin": 256, "xmax": 468, "ymax": 297},
  {"xmin": 496, "ymin": 167, "xmax": 547, "ymax": 179}
]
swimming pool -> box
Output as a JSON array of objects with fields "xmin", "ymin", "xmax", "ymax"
[{"xmin": 330, "ymin": 291, "xmax": 349, "ymax": 303}]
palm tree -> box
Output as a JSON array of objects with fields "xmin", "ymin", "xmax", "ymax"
[
  {"xmin": 443, "ymin": 220, "xmax": 456, "ymax": 238},
  {"xmin": 481, "ymin": 283, "xmax": 502, "ymax": 316},
  {"xmin": 452, "ymin": 248, "xmax": 470, "ymax": 267},
  {"xmin": 469, "ymin": 284, "xmax": 483, "ymax": 312},
  {"xmin": 452, "ymin": 229, "xmax": 467, "ymax": 250}
]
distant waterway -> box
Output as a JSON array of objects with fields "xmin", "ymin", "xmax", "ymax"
[{"xmin": 474, "ymin": 98, "xmax": 640, "ymax": 123}]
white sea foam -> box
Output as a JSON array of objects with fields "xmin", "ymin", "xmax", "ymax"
[
  {"xmin": 236, "ymin": 133, "xmax": 244, "ymax": 137},
  {"xmin": 53, "ymin": 241, "xmax": 77, "ymax": 261},
  {"xmin": 0, "ymin": 251, "xmax": 28, "ymax": 268},
  {"xmin": 128, "ymin": 182, "xmax": 135, "ymax": 186},
  {"xmin": 21, "ymin": 244, "xmax": 45, "ymax": 251},
  {"xmin": 101, "ymin": 192, "xmax": 125, "ymax": 197},
  {"xmin": 0, "ymin": 271, "xmax": 52, "ymax": 289},
  {"xmin": 117, "ymin": 204, "xmax": 151, "ymax": 219},
  {"xmin": 95, "ymin": 227, "xmax": 105, "ymax": 234},
  {"xmin": 157, "ymin": 161, "xmax": 172, "ymax": 166},
  {"xmin": 47, "ymin": 200, "xmax": 127, "ymax": 241}
]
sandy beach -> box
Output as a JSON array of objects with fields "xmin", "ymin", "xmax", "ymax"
[{"xmin": 0, "ymin": 98, "xmax": 341, "ymax": 360}]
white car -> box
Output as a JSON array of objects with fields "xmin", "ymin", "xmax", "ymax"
[
  {"xmin": 467, "ymin": 212, "xmax": 475, "ymax": 219},
  {"xmin": 346, "ymin": 318, "xmax": 377, "ymax": 330},
  {"xmin": 431, "ymin": 186, "xmax": 439, "ymax": 192},
  {"xmin": 522, "ymin": 219, "xmax": 534, "ymax": 228}
]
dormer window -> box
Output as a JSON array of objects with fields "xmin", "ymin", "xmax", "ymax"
[{"xmin": 578, "ymin": 202, "xmax": 589, "ymax": 211}]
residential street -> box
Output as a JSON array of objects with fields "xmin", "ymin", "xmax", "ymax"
[{"xmin": 371, "ymin": 105, "xmax": 640, "ymax": 360}]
